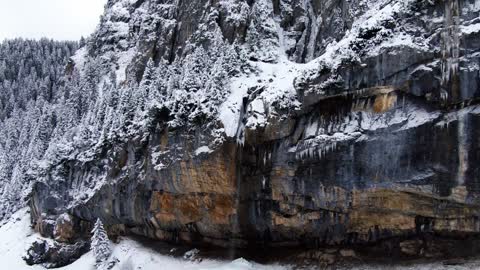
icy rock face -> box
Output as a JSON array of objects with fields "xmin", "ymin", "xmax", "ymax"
[{"xmin": 29, "ymin": 0, "xmax": 480, "ymax": 258}]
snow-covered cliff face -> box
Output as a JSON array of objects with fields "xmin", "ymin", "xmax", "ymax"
[{"xmin": 25, "ymin": 0, "xmax": 480, "ymax": 261}]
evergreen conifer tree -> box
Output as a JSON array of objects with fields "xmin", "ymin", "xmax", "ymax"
[{"xmin": 91, "ymin": 218, "xmax": 111, "ymax": 269}]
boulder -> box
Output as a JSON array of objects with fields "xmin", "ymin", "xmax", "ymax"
[{"xmin": 23, "ymin": 239, "xmax": 90, "ymax": 268}]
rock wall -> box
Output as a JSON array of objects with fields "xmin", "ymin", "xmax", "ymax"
[{"xmin": 29, "ymin": 0, "xmax": 480, "ymax": 259}]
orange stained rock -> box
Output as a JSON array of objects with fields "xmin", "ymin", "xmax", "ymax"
[{"xmin": 373, "ymin": 92, "xmax": 397, "ymax": 113}]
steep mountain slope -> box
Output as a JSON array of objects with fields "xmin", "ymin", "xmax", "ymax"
[{"xmin": 11, "ymin": 0, "xmax": 480, "ymax": 264}]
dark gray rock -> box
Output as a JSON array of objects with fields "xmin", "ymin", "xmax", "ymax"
[{"xmin": 23, "ymin": 240, "xmax": 90, "ymax": 268}]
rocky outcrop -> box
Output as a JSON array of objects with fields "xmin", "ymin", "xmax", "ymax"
[
  {"xmin": 28, "ymin": 0, "xmax": 480, "ymax": 263},
  {"xmin": 23, "ymin": 240, "xmax": 90, "ymax": 268}
]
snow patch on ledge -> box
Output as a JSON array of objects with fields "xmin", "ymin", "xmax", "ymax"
[
  {"xmin": 219, "ymin": 56, "xmax": 304, "ymax": 138},
  {"xmin": 71, "ymin": 47, "xmax": 88, "ymax": 71},
  {"xmin": 115, "ymin": 47, "xmax": 136, "ymax": 85},
  {"xmin": 461, "ymin": 23, "xmax": 480, "ymax": 35},
  {"xmin": 195, "ymin": 146, "xmax": 213, "ymax": 156},
  {"xmin": 436, "ymin": 104, "xmax": 480, "ymax": 127}
]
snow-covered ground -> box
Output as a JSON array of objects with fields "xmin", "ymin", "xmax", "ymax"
[
  {"xmin": 2, "ymin": 209, "xmax": 480, "ymax": 270},
  {"xmin": 0, "ymin": 209, "xmax": 287, "ymax": 270}
]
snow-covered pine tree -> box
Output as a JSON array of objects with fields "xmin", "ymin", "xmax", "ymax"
[
  {"xmin": 131, "ymin": 58, "xmax": 159, "ymax": 130},
  {"xmin": 91, "ymin": 218, "xmax": 111, "ymax": 268},
  {"xmin": 245, "ymin": 0, "xmax": 279, "ymax": 62}
]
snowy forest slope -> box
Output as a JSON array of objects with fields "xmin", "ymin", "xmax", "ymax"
[{"xmin": 0, "ymin": 39, "xmax": 78, "ymax": 220}]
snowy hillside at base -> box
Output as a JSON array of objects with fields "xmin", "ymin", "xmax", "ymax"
[{"xmin": 0, "ymin": 209, "xmax": 287, "ymax": 270}]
